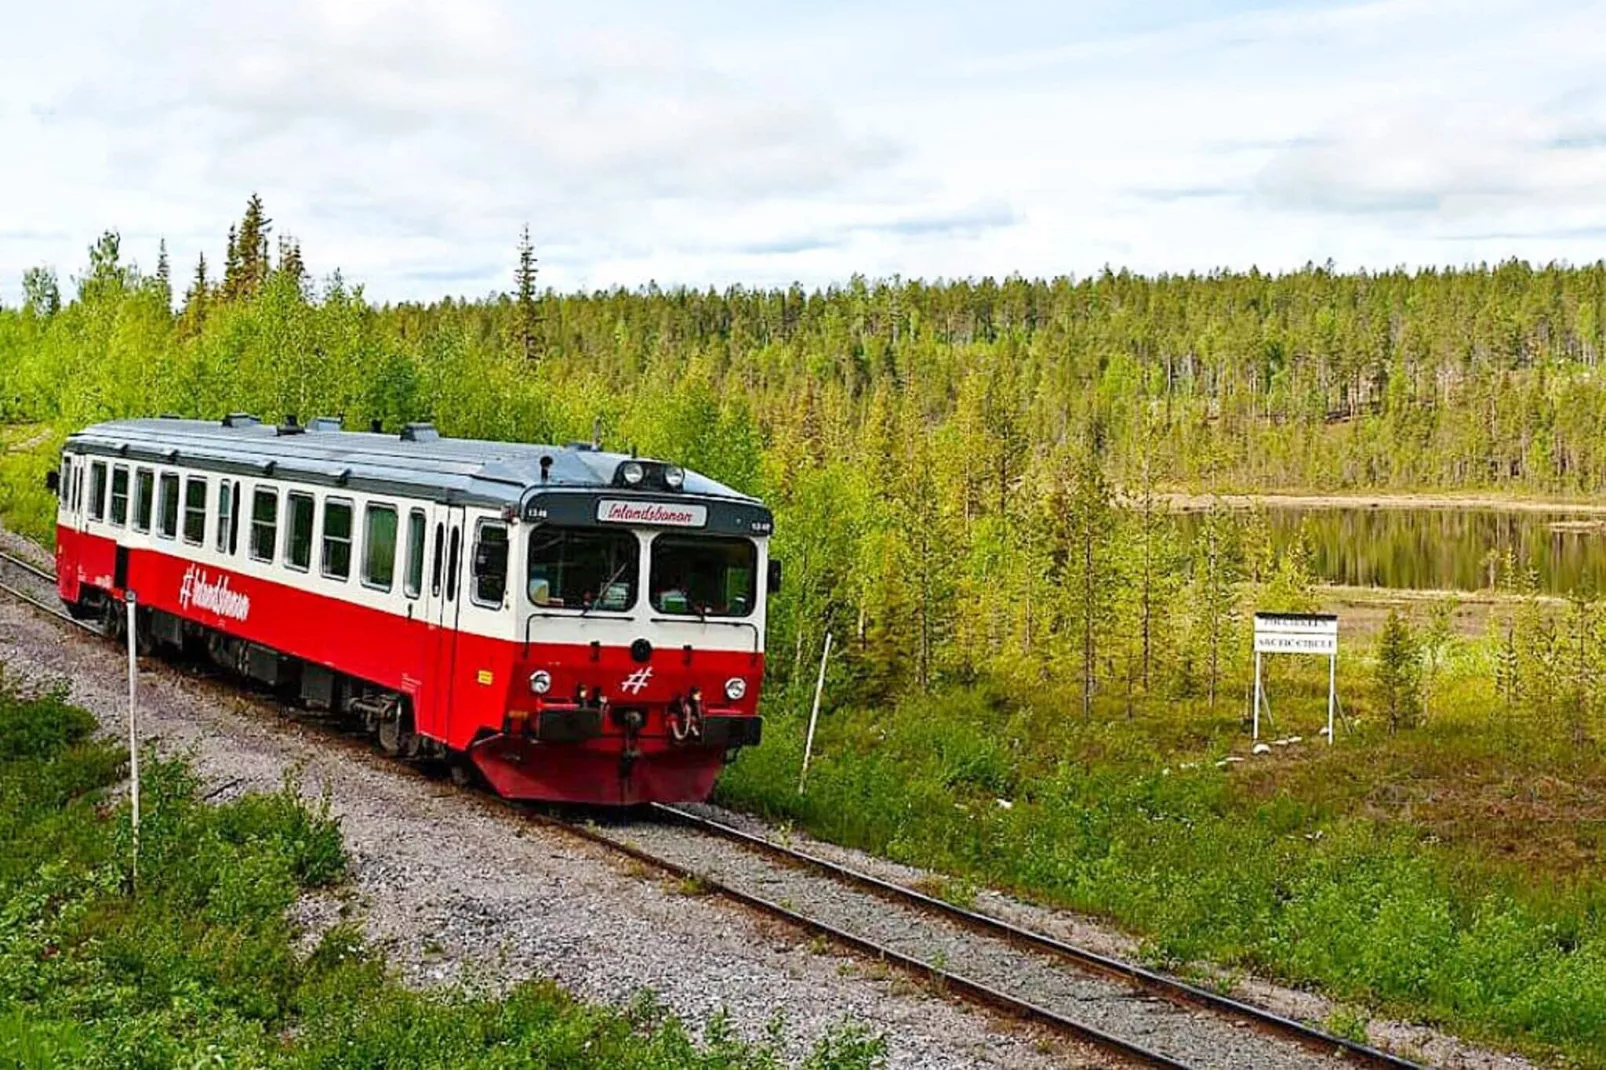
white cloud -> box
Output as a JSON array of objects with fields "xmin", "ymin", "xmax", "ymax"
[{"xmin": 1, "ymin": 0, "xmax": 1604, "ymax": 304}]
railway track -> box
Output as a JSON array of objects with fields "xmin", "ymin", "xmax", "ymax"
[{"xmin": 0, "ymin": 548, "xmax": 1429, "ymax": 1070}]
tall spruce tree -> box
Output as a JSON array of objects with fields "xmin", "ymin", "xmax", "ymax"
[{"xmin": 514, "ymin": 224, "xmax": 540, "ymax": 363}]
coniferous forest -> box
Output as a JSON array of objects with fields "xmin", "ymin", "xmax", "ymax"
[{"xmin": 8, "ymin": 200, "xmax": 1606, "ymax": 1065}]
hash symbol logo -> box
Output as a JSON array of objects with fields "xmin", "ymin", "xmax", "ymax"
[{"xmin": 620, "ymin": 667, "xmax": 653, "ymax": 695}]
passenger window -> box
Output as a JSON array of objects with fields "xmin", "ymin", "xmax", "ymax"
[
  {"xmin": 89, "ymin": 462, "xmax": 107, "ymax": 521},
  {"xmin": 286, "ymin": 492, "xmax": 315, "ymax": 570},
  {"xmin": 158, "ymin": 473, "xmax": 180, "ymax": 539},
  {"xmin": 362, "ymin": 504, "xmax": 398, "ymax": 591},
  {"xmin": 404, "ymin": 510, "xmax": 426, "ymax": 599},
  {"xmin": 321, "ymin": 499, "xmax": 353, "ymax": 580},
  {"xmin": 229, "ymin": 482, "xmax": 242, "ymax": 555},
  {"xmin": 109, "ymin": 466, "xmax": 129, "ymax": 527},
  {"xmin": 183, "ymin": 477, "xmax": 207, "ymax": 545},
  {"xmin": 471, "ymin": 522, "xmax": 508, "ymax": 607},
  {"xmin": 216, "ymin": 479, "xmax": 232, "ymax": 551},
  {"xmin": 59, "ymin": 457, "xmax": 72, "ymax": 506},
  {"xmin": 431, "ymin": 522, "xmax": 444, "ymax": 596},
  {"xmin": 250, "ymin": 487, "xmax": 278, "ymax": 561},
  {"xmin": 446, "ymin": 527, "xmax": 461, "ymax": 602},
  {"xmin": 134, "ymin": 469, "xmax": 154, "ymax": 532}
]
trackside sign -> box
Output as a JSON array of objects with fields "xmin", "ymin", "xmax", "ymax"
[
  {"xmin": 1253, "ymin": 613, "xmax": 1337, "ymax": 655},
  {"xmin": 596, "ymin": 499, "xmax": 708, "ymax": 528}
]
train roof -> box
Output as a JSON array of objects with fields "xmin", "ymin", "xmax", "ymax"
[{"xmin": 64, "ymin": 418, "xmax": 768, "ymax": 527}]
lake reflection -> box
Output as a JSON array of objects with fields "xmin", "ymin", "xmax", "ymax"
[{"xmin": 1175, "ymin": 507, "xmax": 1606, "ymax": 596}]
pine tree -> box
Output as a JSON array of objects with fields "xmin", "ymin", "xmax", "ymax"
[
  {"xmin": 21, "ymin": 266, "xmax": 60, "ymax": 317},
  {"xmin": 514, "ymin": 224, "xmax": 540, "ymax": 363},
  {"xmin": 1067, "ymin": 445, "xmax": 1116, "ymax": 718},
  {"xmin": 1375, "ymin": 609, "xmax": 1423, "ymax": 732},
  {"xmin": 180, "ymin": 253, "xmax": 210, "ymax": 334},
  {"xmin": 155, "ymin": 238, "xmax": 172, "ymax": 309},
  {"xmin": 224, "ymin": 195, "xmax": 271, "ymax": 300}
]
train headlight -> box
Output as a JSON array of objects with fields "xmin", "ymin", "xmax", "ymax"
[
  {"xmin": 529, "ymin": 670, "xmax": 552, "ymax": 695},
  {"xmin": 620, "ymin": 461, "xmax": 645, "ymax": 486},
  {"xmin": 664, "ymin": 465, "xmax": 685, "ymax": 490},
  {"xmin": 724, "ymin": 677, "xmax": 747, "ymax": 701}
]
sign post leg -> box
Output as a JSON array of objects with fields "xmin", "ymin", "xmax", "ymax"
[
  {"xmin": 125, "ymin": 592, "xmax": 140, "ymax": 890},
  {"xmin": 799, "ymin": 631, "xmax": 833, "ymax": 795},
  {"xmin": 1327, "ymin": 652, "xmax": 1336, "ymax": 746},
  {"xmin": 1252, "ymin": 650, "xmax": 1262, "ymax": 742}
]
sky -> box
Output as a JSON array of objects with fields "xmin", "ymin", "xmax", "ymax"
[{"xmin": 2, "ymin": 0, "xmax": 1604, "ymax": 304}]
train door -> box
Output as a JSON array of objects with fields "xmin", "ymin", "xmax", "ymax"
[{"xmin": 419, "ymin": 504, "xmax": 466, "ymax": 742}]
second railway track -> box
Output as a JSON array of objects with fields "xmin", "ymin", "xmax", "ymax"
[{"xmin": 0, "ymin": 546, "xmax": 1429, "ymax": 1070}]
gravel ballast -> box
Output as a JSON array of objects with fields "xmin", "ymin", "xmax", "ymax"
[{"xmin": 0, "ymin": 598, "xmax": 1099, "ymax": 1070}]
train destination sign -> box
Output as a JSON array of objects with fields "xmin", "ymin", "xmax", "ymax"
[{"xmin": 595, "ymin": 499, "xmax": 709, "ymax": 528}]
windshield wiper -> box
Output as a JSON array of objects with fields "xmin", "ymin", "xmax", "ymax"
[{"xmin": 580, "ymin": 561, "xmax": 631, "ymax": 617}]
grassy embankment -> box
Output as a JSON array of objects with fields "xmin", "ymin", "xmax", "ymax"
[
  {"xmin": 720, "ymin": 663, "xmax": 1606, "ymax": 1069},
  {"xmin": 0, "ymin": 671, "xmax": 884, "ymax": 1069}
]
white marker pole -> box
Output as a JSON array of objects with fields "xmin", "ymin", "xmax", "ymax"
[
  {"xmin": 1327, "ymin": 652, "xmax": 1336, "ymax": 746},
  {"xmin": 125, "ymin": 591, "xmax": 140, "ymax": 889},
  {"xmin": 1252, "ymin": 649, "xmax": 1262, "ymax": 742},
  {"xmin": 798, "ymin": 631, "xmax": 833, "ymax": 795}
]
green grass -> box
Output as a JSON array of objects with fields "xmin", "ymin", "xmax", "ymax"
[
  {"xmin": 718, "ymin": 672, "xmax": 1606, "ymax": 1068},
  {"xmin": 0, "ymin": 670, "xmax": 886, "ymax": 1069}
]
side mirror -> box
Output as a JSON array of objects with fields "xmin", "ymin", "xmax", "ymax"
[
  {"xmin": 44, "ymin": 470, "xmax": 60, "ymax": 494},
  {"xmin": 767, "ymin": 559, "xmax": 782, "ymax": 594}
]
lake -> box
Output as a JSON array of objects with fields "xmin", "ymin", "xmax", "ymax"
[{"xmin": 1175, "ymin": 504, "xmax": 1606, "ymax": 596}]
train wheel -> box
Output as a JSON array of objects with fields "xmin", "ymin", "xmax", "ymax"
[{"xmin": 376, "ymin": 704, "xmax": 418, "ymax": 758}]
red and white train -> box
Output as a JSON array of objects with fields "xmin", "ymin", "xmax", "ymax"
[{"xmin": 51, "ymin": 416, "xmax": 774, "ymax": 804}]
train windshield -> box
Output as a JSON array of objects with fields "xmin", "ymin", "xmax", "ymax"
[
  {"xmin": 649, "ymin": 535, "xmax": 757, "ymax": 618},
  {"xmin": 527, "ymin": 527, "xmax": 639, "ymax": 611}
]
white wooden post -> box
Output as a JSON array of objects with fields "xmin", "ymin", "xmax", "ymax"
[
  {"xmin": 798, "ymin": 631, "xmax": 833, "ymax": 795},
  {"xmin": 125, "ymin": 591, "xmax": 140, "ymax": 888},
  {"xmin": 1252, "ymin": 650, "xmax": 1262, "ymax": 741}
]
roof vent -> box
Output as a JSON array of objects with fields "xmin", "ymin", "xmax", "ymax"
[
  {"xmin": 400, "ymin": 422, "xmax": 439, "ymax": 443},
  {"xmin": 307, "ymin": 416, "xmax": 343, "ymax": 432},
  {"xmin": 277, "ymin": 415, "xmax": 305, "ymax": 437},
  {"xmin": 222, "ymin": 413, "xmax": 260, "ymax": 428},
  {"xmin": 564, "ymin": 441, "xmax": 598, "ymax": 452}
]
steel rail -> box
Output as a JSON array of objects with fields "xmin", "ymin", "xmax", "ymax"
[
  {"xmin": 0, "ymin": 550, "xmax": 102, "ymax": 635},
  {"xmin": 528, "ymin": 810, "xmax": 1193, "ymax": 1069},
  {"xmin": 652, "ymin": 803, "xmax": 1425, "ymax": 1070}
]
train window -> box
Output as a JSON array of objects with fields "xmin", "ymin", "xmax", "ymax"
[
  {"xmin": 526, "ymin": 527, "xmax": 638, "ymax": 611},
  {"xmin": 431, "ymin": 522, "xmax": 444, "ymax": 597},
  {"xmin": 89, "ymin": 462, "xmax": 107, "ymax": 521},
  {"xmin": 134, "ymin": 469, "xmax": 154, "ymax": 532},
  {"xmin": 286, "ymin": 492, "xmax": 315, "ymax": 570},
  {"xmin": 109, "ymin": 466, "xmax": 130, "ymax": 527},
  {"xmin": 446, "ymin": 527, "xmax": 461, "ymax": 602},
  {"xmin": 249, "ymin": 487, "xmax": 278, "ymax": 562},
  {"xmin": 216, "ymin": 479, "xmax": 232, "ymax": 552},
  {"xmin": 229, "ymin": 482, "xmax": 242, "ymax": 555},
  {"xmin": 70, "ymin": 462, "xmax": 82, "ymax": 513},
  {"xmin": 59, "ymin": 457, "xmax": 73, "ymax": 507},
  {"xmin": 183, "ymin": 477, "xmax": 207, "ymax": 545},
  {"xmin": 404, "ymin": 510, "xmax": 426, "ymax": 599},
  {"xmin": 362, "ymin": 504, "xmax": 398, "ymax": 591},
  {"xmin": 471, "ymin": 521, "xmax": 508, "ymax": 607},
  {"xmin": 321, "ymin": 499, "xmax": 353, "ymax": 580},
  {"xmin": 649, "ymin": 535, "xmax": 757, "ymax": 618},
  {"xmin": 158, "ymin": 473, "xmax": 180, "ymax": 539}
]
